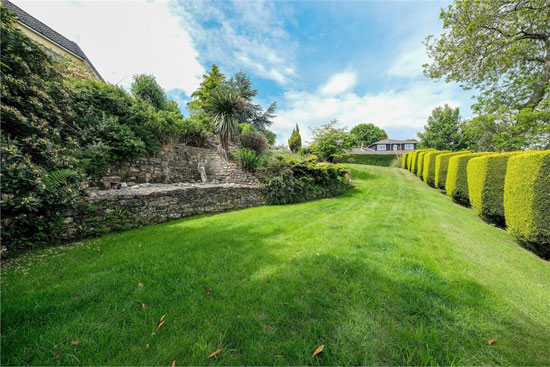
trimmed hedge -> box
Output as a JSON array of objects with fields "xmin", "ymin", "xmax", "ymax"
[
  {"xmin": 401, "ymin": 153, "xmax": 408, "ymax": 169},
  {"xmin": 504, "ymin": 151, "xmax": 550, "ymax": 258},
  {"xmin": 434, "ymin": 151, "xmax": 469, "ymax": 189},
  {"xmin": 446, "ymin": 152, "xmax": 489, "ymax": 204},
  {"xmin": 422, "ymin": 150, "xmax": 450, "ymax": 186},
  {"xmin": 467, "ymin": 152, "xmax": 519, "ymax": 225},
  {"xmin": 410, "ymin": 149, "xmax": 430, "ymax": 174},
  {"xmin": 407, "ymin": 151, "xmax": 414, "ymax": 171},
  {"xmin": 416, "ymin": 150, "xmax": 433, "ymax": 178},
  {"xmin": 342, "ymin": 154, "xmax": 397, "ymax": 167}
]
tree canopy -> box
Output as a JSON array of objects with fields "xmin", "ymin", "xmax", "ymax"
[
  {"xmin": 310, "ymin": 120, "xmax": 354, "ymax": 161},
  {"xmin": 418, "ymin": 105, "xmax": 465, "ymax": 151},
  {"xmin": 424, "ymin": 0, "xmax": 550, "ymax": 112},
  {"xmin": 350, "ymin": 123, "xmax": 388, "ymax": 146},
  {"xmin": 130, "ymin": 74, "xmax": 166, "ymax": 110}
]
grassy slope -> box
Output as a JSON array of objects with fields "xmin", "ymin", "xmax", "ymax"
[{"xmin": 2, "ymin": 165, "xmax": 549, "ymax": 366}]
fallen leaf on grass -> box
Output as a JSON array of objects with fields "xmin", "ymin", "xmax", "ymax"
[
  {"xmin": 55, "ymin": 353, "xmax": 60, "ymax": 359},
  {"xmin": 316, "ymin": 252, "xmax": 320, "ymax": 256},
  {"xmin": 312, "ymin": 345, "xmax": 324, "ymax": 357},
  {"xmin": 141, "ymin": 303, "xmax": 146, "ymax": 309},
  {"xmin": 488, "ymin": 339, "xmax": 496, "ymax": 345},
  {"xmin": 138, "ymin": 283, "xmax": 144, "ymax": 288},
  {"xmin": 208, "ymin": 349, "xmax": 224, "ymax": 359},
  {"xmin": 70, "ymin": 340, "xmax": 80, "ymax": 345},
  {"xmin": 172, "ymin": 360, "xmax": 176, "ymax": 366},
  {"xmin": 156, "ymin": 314, "xmax": 166, "ymax": 331},
  {"xmin": 204, "ymin": 286, "xmax": 212, "ymax": 295}
]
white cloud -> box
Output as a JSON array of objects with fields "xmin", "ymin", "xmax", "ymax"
[
  {"xmin": 172, "ymin": 0, "xmax": 296, "ymax": 85},
  {"xmin": 319, "ymin": 72, "xmax": 357, "ymax": 95},
  {"xmin": 388, "ymin": 46, "xmax": 429, "ymax": 77},
  {"xmin": 12, "ymin": 0, "xmax": 205, "ymax": 95},
  {"xmin": 273, "ymin": 80, "xmax": 463, "ymax": 145}
]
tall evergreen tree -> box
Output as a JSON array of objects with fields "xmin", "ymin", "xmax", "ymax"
[
  {"xmin": 188, "ymin": 64, "xmax": 225, "ymax": 112},
  {"xmin": 288, "ymin": 124, "xmax": 302, "ymax": 153}
]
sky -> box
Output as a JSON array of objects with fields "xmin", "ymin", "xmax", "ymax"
[{"xmin": 12, "ymin": 0, "xmax": 475, "ymax": 145}]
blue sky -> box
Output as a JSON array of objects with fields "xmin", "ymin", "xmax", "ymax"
[{"xmin": 14, "ymin": 0, "xmax": 474, "ymax": 145}]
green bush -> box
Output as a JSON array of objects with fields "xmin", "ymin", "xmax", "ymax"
[
  {"xmin": 422, "ymin": 150, "xmax": 450, "ymax": 186},
  {"xmin": 256, "ymin": 156, "xmax": 352, "ymax": 204},
  {"xmin": 446, "ymin": 152, "xmax": 488, "ymax": 205},
  {"xmin": 467, "ymin": 152, "xmax": 520, "ymax": 225},
  {"xmin": 416, "ymin": 151, "xmax": 432, "ymax": 178},
  {"xmin": 407, "ymin": 151, "xmax": 414, "ymax": 171},
  {"xmin": 401, "ymin": 153, "xmax": 409, "ymax": 169},
  {"xmin": 409, "ymin": 149, "xmax": 430, "ymax": 173},
  {"xmin": 236, "ymin": 148, "xmax": 259, "ymax": 172},
  {"xmin": 504, "ymin": 151, "xmax": 550, "ymax": 258},
  {"xmin": 341, "ymin": 154, "xmax": 397, "ymax": 167},
  {"xmin": 239, "ymin": 131, "xmax": 268, "ymax": 155},
  {"xmin": 434, "ymin": 151, "xmax": 469, "ymax": 189}
]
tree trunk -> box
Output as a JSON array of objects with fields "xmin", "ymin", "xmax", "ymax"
[{"xmin": 522, "ymin": 40, "xmax": 550, "ymax": 109}]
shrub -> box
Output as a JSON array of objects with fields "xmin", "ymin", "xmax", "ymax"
[
  {"xmin": 434, "ymin": 151, "xmax": 469, "ymax": 189},
  {"xmin": 288, "ymin": 124, "xmax": 302, "ymax": 153},
  {"xmin": 256, "ymin": 156, "xmax": 352, "ymax": 204},
  {"xmin": 409, "ymin": 149, "xmax": 430, "ymax": 173},
  {"xmin": 446, "ymin": 152, "xmax": 489, "ymax": 205},
  {"xmin": 130, "ymin": 74, "xmax": 166, "ymax": 110},
  {"xmin": 467, "ymin": 152, "xmax": 520, "ymax": 225},
  {"xmin": 422, "ymin": 150, "xmax": 450, "ymax": 186},
  {"xmin": 236, "ymin": 148, "xmax": 259, "ymax": 172},
  {"xmin": 407, "ymin": 151, "xmax": 414, "ymax": 171},
  {"xmin": 504, "ymin": 151, "xmax": 550, "ymax": 258},
  {"xmin": 416, "ymin": 151, "xmax": 432, "ymax": 178},
  {"xmin": 341, "ymin": 154, "xmax": 397, "ymax": 167},
  {"xmin": 401, "ymin": 153, "xmax": 409, "ymax": 169},
  {"xmin": 239, "ymin": 131, "xmax": 268, "ymax": 155}
]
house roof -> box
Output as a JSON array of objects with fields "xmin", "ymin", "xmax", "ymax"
[
  {"xmin": 369, "ymin": 139, "xmax": 417, "ymax": 146},
  {"xmin": 2, "ymin": 0, "xmax": 103, "ymax": 81}
]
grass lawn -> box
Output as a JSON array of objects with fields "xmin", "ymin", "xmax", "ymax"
[{"xmin": 2, "ymin": 164, "xmax": 549, "ymax": 366}]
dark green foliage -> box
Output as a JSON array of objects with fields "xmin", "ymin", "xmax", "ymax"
[
  {"xmin": 263, "ymin": 130, "xmax": 277, "ymax": 145},
  {"xmin": 288, "ymin": 124, "xmax": 302, "ymax": 153},
  {"xmin": 504, "ymin": 151, "xmax": 550, "ymax": 258},
  {"xmin": 130, "ymin": 74, "xmax": 166, "ymax": 110},
  {"xmin": 350, "ymin": 123, "xmax": 387, "ymax": 146},
  {"xmin": 239, "ymin": 131, "xmax": 268, "ymax": 155},
  {"xmin": 342, "ymin": 154, "xmax": 397, "ymax": 167},
  {"xmin": 256, "ymin": 156, "xmax": 352, "ymax": 204}
]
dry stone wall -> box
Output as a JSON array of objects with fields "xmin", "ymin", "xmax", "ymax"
[
  {"xmin": 64, "ymin": 183, "xmax": 265, "ymax": 241},
  {"xmin": 99, "ymin": 145, "xmax": 257, "ymax": 189}
]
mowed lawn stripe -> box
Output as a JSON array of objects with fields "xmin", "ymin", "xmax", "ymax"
[{"xmin": 1, "ymin": 165, "xmax": 549, "ymax": 365}]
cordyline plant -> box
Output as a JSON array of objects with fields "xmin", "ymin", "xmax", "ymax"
[{"xmin": 205, "ymin": 90, "xmax": 245, "ymax": 153}]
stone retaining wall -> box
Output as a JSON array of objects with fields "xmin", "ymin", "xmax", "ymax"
[
  {"xmin": 63, "ymin": 183, "xmax": 265, "ymax": 241},
  {"xmin": 100, "ymin": 145, "xmax": 257, "ymax": 189}
]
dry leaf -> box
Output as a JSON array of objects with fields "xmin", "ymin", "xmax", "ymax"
[
  {"xmin": 156, "ymin": 320, "xmax": 165, "ymax": 331},
  {"xmin": 141, "ymin": 303, "xmax": 146, "ymax": 309},
  {"xmin": 160, "ymin": 314, "xmax": 166, "ymax": 322},
  {"xmin": 172, "ymin": 360, "xmax": 176, "ymax": 367},
  {"xmin": 312, "ymin": 345, "xmax": 324, "ymax": 357},
  {"xmin": 316, "ymin": 252, "xmax": 320, "ymax": 256},
  {"xmin": 55, "ymin": 353, "xmax": 61, "ymax": 359},
  {"xmin": 138, "ymin": 283, "xmax": 144, "ymax": 288},
  {"xmin": 204, "ymin": 286, "xmax": 212, "ymax": 294},
  {"xmin": 488, "ymin": 339, "xmax": 496, "ymax": 345},
  {"xmin": 146, "ymin": 344, "xmax": 150, "ymax": 349},
  {"xmin": 208, "ymin": 348, "xmax": 224, "ymax": 359},
  {"xmin": 70, "ymin": 340, "xmax": 80, "ymax": 345}
]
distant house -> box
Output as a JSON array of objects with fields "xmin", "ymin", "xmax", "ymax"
[
  {"xmin": 348, "ymin": 139, "xmax": 417, "ymax": 154},
  {"xmin": 1, "ymin": 0, "xmax": 103, "ymax": 81}
]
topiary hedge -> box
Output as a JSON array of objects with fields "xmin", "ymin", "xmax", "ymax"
[
  {"xmin": 504, "ymin": 151, "xmax": 550, "ymax": 258},
  {"xmin": 342, "ymin": 154, "xmax": 397, "ymax": 167},
  {"xmin": 416, "ymin": 150, "xmax": 433, "ymax": 178},
  {"xmin": 467, "ymin": 152, "xmax": 520, "ymax": 225},
  {"xmin": 446, "ymin": 152, "xmax": 488, "ymax": 205},
  {"xmin": 422, "ymin": 150, "xmax": 450, "ymax": 186},
  {"xmin": 401, "ymin": 153, "xmax": 408, "ymax": 169},
  {"xmin": 410, "ymin": 149, "xmax": 430, "ymax": 174},
  {"xmin": 407, "ymin": 151, "xmax": 414, "ymax": 171},
  {"xmin": 434, "ymin": 151, "xmax": 469, "ymax": 189}
]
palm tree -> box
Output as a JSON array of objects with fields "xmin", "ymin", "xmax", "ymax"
[{"xmin": 205, "ymin": 90, "xmax": 244, "ymax": 154}]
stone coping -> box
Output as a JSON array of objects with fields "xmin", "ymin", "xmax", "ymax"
[{"xmin": 89, "ymin": 182, "xmax": 260, "ymax": 198}]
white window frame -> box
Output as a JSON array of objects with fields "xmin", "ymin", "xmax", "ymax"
[
  {"xmin": 392, "ymin": 144, "xmax": 398, "ymax": 151},
  {"xmin": 404, "ymin": 144, "xmax": 414, "ymax": 150},
  {"xmin": 377, "ymin": 144, "xmax": 386, "ymax": 151}
]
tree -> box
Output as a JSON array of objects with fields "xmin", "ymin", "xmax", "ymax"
[
  {"xmin": 417, "ymin": 105, "xmax": 465, "ymax": 150},
  {"xmin": 310, "ymin": 120, "xmax": 354, "ymax": 161},
  {"xmin": 130, "ymin": 74, "xmax": 166, "ymax": 110},
  {"xmin": 263, "ymin": 130, "xmax": 277, "ymax": 145},
  {"xmin": 424, "ymin": 0, "xmax": 550, "ymax": 112},
  {"xmin": 204, "ymin": 90, "xmax": 244, "ymax": 153},
  {"xmin": 225, "ymin": 70, "xmax": 277, "ymax": 130},
  {"xmin": 288, "ymin": 124, "xmax": 302, "ymax": 152},
  {"xmin": 350, "ymin": 123, "xmax": 388, "ymax": 146},
  {"xmin": 188, "ymin": 64, "xmax": 226, "ymax": 112}
]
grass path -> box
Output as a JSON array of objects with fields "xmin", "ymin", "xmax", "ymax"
[{"xmin": 2, "ymin": 165, "xmax": 549, "ymax": 365}]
